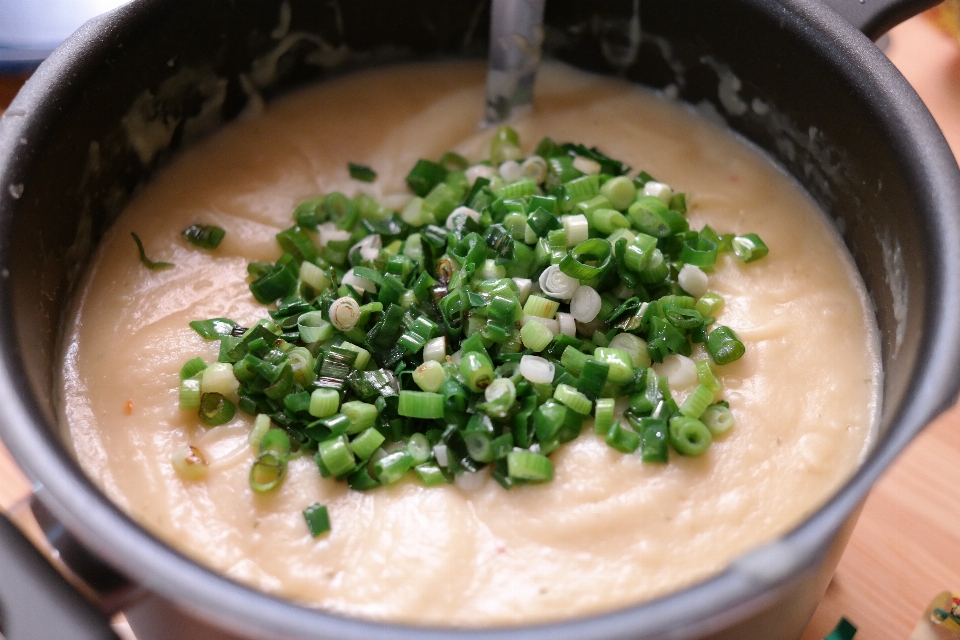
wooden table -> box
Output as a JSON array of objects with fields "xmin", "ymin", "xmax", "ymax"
[{"xmin": 2, "ymin": 13, "xmax": 960, "ymax": 640}]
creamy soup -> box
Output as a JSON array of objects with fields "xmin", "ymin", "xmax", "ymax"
[{"xmin": 60, "ymin": 61, "xmax": 880, "ymax": 626}]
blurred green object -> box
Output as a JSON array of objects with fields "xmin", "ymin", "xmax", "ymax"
[{"xmin": 824, "ymin": 617, "xmax": 857, "ymax": 640}]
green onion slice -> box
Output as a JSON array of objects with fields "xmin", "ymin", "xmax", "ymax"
[
  {"xmin": 558, "ymin": 238, "xmax": 613, "ymax": 282},
  {"xmin": 348, "ymin": 162, "xmax": 377, "ymax": 182},
  {"xmin": 182, "ymin": 224, "xmax": 226, "ymax": 250},
  {"xmin": 131, "ymin": 232, "xmax": 174, "ymax": 270}
]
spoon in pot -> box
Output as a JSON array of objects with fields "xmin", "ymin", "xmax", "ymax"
[{"xmin": 484, "ymin": 0, "xmax": 547, "ymax": 124}]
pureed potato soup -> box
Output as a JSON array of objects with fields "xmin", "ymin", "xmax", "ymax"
[{"xmin": 60, "ymin": 61, "xmax": 880, "ymax": 625}]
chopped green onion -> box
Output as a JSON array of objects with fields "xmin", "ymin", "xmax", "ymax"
[
  {"xmin": 593, "ymin": 348, "xmax": 634, "ymax": 384},
  {"xmin": 507, "ymin": 450, "xmax": 553, "ymax": 483},
  {"xmin": 340, "ymin": 401, "xmax": 378, "ymax": 434},
  {"xmin": 189, "ymin": 317, "xmax": 237, "ymax": 340},
  {"xmin": 179, "ymin": 378, "xmax": 201, "ymax": 411},
  {"xmin": 695, "ymin": 359, "xmax": 722, "ymax": 392},
  {"xmin": 413, "ymin": 360, "xmax": 446, "ymax": 392},
  {"xmin": 608, "ymin": 333, "xmax": 651, "ymax": 368},
  {"xmin": 250, "ymin": 429, "xmax": 290, "ymax": 492},
  {"xmin": 398, "ymin": 390, "xmax": 445, "ymax": 419},
  {"xmin": 317, "ymin": 435, "xmax": 356, "ymax": 477},
  {"xmin": 701, "ymin": 404, "xmax": 735, "ymax": 435},
  {"xmin": 558, "ymin": 238, "xmax": 613, "ymax": 282},
  {"xmin": 679, "ymin": 384, "xmax": 713, "ymax": 419},
  {"xmin": 297, "ymin": 311, "xmax": 333, "ymax": 344},
  {"xmin": 303, "ymin": 503, "xmax": 331, "ymax": 537},
  {"xmin": 131, "ymin": 232, "xmax": 174, "ymax": 270},
  {"xmin": 523, "ymin": 295, "xmax": 559, "ymax": 319},
  {"xmin": 248, "ymin": 413, "xmax": 271, "ymax": 447},
  {"xmin": 605, "ymin": 420, "xmax": 640, "ymax": 453},
  {"xmin": 554, "ymin": 383, "xmax": 592, "ymax": 415},
  {"xmin": 694, "ymin": 292, "xmax": 725, "ymax": 318},
  {"xmin": 182, "ymin": 224, "xmax": 226, "ymax": 250},
  {"xmin": 594, "ymin": 398, "xmax": 616, "ymax": 435},
  {"xmin": 732, "ymin": 233, "xmax": 769, "ymax": 263},
  {"xmin": 309, "ymin": 388, "xmax": 340, "ymax": 418},
  {"xmin": 179, "ymin": 357, "xmax": 207, "ymax": 380},
  {"xmin": 668, "ymin": 416, "xmax": 712, "ymax": 456},
  {"xmin": 348, "ymin": 162, "xmax": 377, "ymax": 182},
  {"xmin": 373, "ymin": 450, "xmax": 414, "ymax": 485},
  {"xmin": 199, "ymin": 392, "xmax": 235, "ymax": 426},
  {"xmin": 415, "ymin": 463, "xmax": 448, "ymax": 487},
  {"xmin": 458, "ymin": 351, "xmax": 494, "ymax": 392},
  {"xmin": 201, "ymin": 362, "xmax": 240, "ymax": 396},
  {"xmin": 173, "ymin": 136, "xmax": 767, "ymax": 495},
  {"xmin": 638, "ymin": 416, "xmax": 669, "ymax": 463},
  {"xmin": 520, "ymin": 321, "xmax": 554, "ymax": 352},
  {"xmin": 599, "ymin": 175, "xmax": 636, "ymax": 210},
  {"xmin": 349, "ymin": 427, "xmax": 386, "ymax": 460},
  {"xmin": 707, "ymin": 326, "xmax": 745, "ymax": 365},
  {"xmin": 171, "ymin": 446, "xmax": 208, "ymax": 480}
]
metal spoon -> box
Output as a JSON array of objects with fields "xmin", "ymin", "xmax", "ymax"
[{"xmin": 484, "ymin": 0, "xmax": 547, "ymax": 124}]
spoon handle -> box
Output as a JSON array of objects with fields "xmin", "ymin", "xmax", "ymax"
[{"xmin": 485, "ymin": 0, "xmax": 546, "ymax": 124}]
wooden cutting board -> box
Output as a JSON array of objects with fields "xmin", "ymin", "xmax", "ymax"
[{"xmin": 2, "ymin": 14, "xmax": 959, "ymax": 640}]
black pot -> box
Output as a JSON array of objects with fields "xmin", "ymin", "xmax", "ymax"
[{"xmin": 1, "ymin": 1, "xmax": 959, "ymax": 639}]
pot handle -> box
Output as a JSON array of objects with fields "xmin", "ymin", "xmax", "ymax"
[
  {"xmin": 0, "ymin": 511, "xmax": 118, "ymax": 640},
  {"xmin": 819, "ymin": 0, "xmax": 943, "ymax": 40}
]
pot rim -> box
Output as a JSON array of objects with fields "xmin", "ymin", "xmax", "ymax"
[{"xmin": 1, "ymin": 0, "xmax": 959, "ymax": 638}]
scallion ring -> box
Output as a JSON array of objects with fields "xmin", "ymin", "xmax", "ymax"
[
  {"xmin": 538, "ymin": 265, "xmax": 579, "ymax": 300},
  {"xmin": 330, "ymin": 296, "xmax": 361, "ymax": 332},
  {"xmin": 558, "ymin": 238, "xmax": 613, "ymax": 282}
]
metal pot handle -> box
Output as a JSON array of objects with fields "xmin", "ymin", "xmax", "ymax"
[
  {"xmin": 0, "ymin": 511, "xmax": 118, "ymax": 640},
  {"xmin": 819, "ymin": 0, "xmax": 942, "ymax": 39}
]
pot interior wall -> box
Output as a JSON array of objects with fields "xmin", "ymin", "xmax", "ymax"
[{"xmin": 0, "ymin": 0, "xmax": 930, "ymax": 568}]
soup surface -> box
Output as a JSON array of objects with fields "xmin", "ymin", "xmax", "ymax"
[{"xmin": 60, "ymin": 61, "xmax": 880, "ymax": 626}]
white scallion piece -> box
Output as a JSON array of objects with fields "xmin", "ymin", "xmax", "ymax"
[
  {"xmin": 445, "ymin": 205, "xmax": 481, "ymax": 230},
  {"xmin": 520, "ymin": 155, "xmax": 547, "ymax": 183},
  {"xmin": 455, "ymin": 468, "xmax": 488, "ymax": 492},
  {"xmin": 330, "ymin": 296, "xmax": 361, "ymax": 331},
  {"xmin": 201, "ymin": 363, "xmax": 240, "ymax": 396},
  {"xmin": 563, "ymin": 214, "xmax": 589, "ymax": 246},
  {"xmin": 524, "ymin": 223, "xmax": 538, "ymax": 244},
  {"xmin": 450, "ymin": 349, "xmax": 462, "ymax": 366},
  {"xmin": 342, "ymin": 268, "xmax": 377, "ymax": 293},
  {"xmin": 653, "ymin": 354, "xmax": 698, "ymax": 390},
  {"xmin": 350, "ymin": 234, "xmax": 382, "ymax": 262},
  {"xmin": 678, "ymin": 264, "xmax": 709, "ymax": 298},
  {"xmin": 556, "ymin": 311, "xmax": 576, "ymax": 337},
  {"xmin": 520, "ymin": 314, "xmax": 560, "ymax": 336},
  {"xmin": 465, "ymin": 164, "xmax": 496, "ymax": 186},
  {"xmin": 498, "ymin": 160, "xmax": 523, "ymax": 182},
  {"xmin": 422, "ymin": 336, "xmax": 446, "ymax": 362},
  {"xmin": 519, "ymin": 355, "xmax": 555, "ymax": 384},
  {"xmin": 570, "ymin": 286, "xmax": 602, "ymax": 323},
  {"xmin": 484, "ymin": 377, "xmax": 516, "ymax": 404},
  {"xmin": 433, "ymin": 444, "xmax": 449, "ymax": 467},
  {"xmin": 643, "ymin": 180, "xmax": 673, "ymax": 203},
  {"xmin": 171, "ymin": 446, "xmax": 208, "ymax": 481},
  {"xmin": 539, "ymin": 265, "xmax": 580, "ymax": 300},
  {"xmin": 512, "ymin": 277, "xmax": 532, "ymax": 305},
  {"xmin": 608, "ymin": 333, "xmax": 651, "ymax": 368},
  {"xmin": 572, "ymin": 155, "xmax": 602, "ymax": 175},
  {"xmin": 299, "ymin": 261, "xmax": 330, "ymax": 291},
  {"xmin": 316, "ymin": 221, "xmax": 351, "ymax": 247},
  {"xmin": 612, "ymin": 281, "xmax": 634, "ymax": 299},
  {"xmin": 248, "ymin": 414, "xmax": 272, "ymax": 447}
]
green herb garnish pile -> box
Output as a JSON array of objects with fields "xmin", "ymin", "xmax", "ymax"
[{"xmin": 174, "ymin": 126, "xmax": 768, "ymax": 513}]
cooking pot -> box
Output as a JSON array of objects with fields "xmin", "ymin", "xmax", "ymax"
[{"xmin": 1, "ymin": 1, "xmax": 959, "ymax": 639}]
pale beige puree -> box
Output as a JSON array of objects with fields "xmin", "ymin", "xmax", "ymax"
[{"xmin": 60, "ymin": 61, "xmax": 880, "ymax": 626}]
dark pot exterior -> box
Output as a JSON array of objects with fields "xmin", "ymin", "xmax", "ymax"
[{"xmin": 1, "ymin": 1, "xmax": 959, "ymax": 639}]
